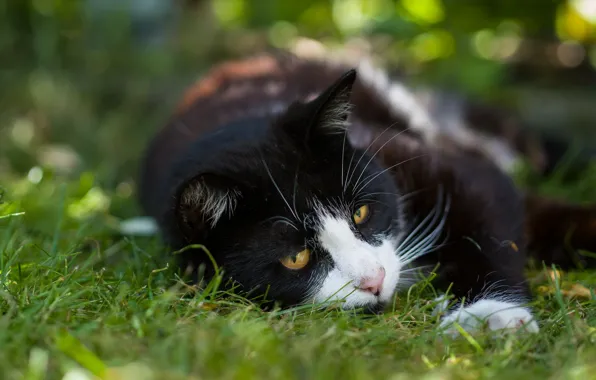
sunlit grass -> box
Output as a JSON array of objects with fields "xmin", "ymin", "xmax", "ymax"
[
  {"xmin": 1, "ymin": 1, "xmax": 596, "ymax": 378},
  {"xmin": 0, "ymin": 162, "xmax": 595, "ymax": 380}
]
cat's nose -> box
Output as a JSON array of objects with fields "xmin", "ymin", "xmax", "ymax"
[{"xmin": 358, "ymin": 268, "xmax": 385, "ymax": 296}]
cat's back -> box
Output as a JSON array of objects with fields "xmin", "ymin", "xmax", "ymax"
[{"xmin": 138, "ymin": 52, "xmax": 544, "ymax": 222}]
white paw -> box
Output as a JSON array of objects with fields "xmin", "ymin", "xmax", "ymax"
[
  {"xmin": 439, "ymin": 299, "xmax": 539, "ymax": 337},
  {"xmin": 432, "ymin": 294, "xmax": 450, "ymax": 316}
]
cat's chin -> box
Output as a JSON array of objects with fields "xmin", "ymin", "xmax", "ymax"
[
  {"xmin": 362, "ymin": 302, "xmax": 387, "ymax": 315},
  {"xmin": 336, "ymin": 295, "xmax": 389, "ymax": 314},
  {"xmin": 312, "ymin": 296, "xmax": 388, "ymax": 314},
  {"xmin": 331, "ymin": 287, "xmax": 395, "ymax": 312}
]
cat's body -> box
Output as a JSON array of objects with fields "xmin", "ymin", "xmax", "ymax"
[{"xmin": 139, "ymin": 52, "xmax": 596, "ymax": 335}]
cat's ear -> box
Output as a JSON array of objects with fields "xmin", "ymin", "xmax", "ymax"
[
  {"xmin": 176, "ymin": 174, "xmax": 241, "ymax": 240},
  {"xmin": 280, "ymin": 69, "xmax": 357, "ymax": 146},
  {"xmin": 307, "ymin": 69, "xmax": 357, "ymax": 134}
]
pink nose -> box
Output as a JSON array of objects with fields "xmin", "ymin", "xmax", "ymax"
[{"xmin": 358, "ymin": 268, "xmax": 386, "ymax": 296}]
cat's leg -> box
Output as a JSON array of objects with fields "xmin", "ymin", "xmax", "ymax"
[
  {"xmin": 405, "ymin": 196, "xmax": 539, "ymax": 337},
  {"xmin": 365, "ymin": 114, "xmax": 541, "ymax": 336},
  {"xmin": 433, "ymin": 290, "xmax": 539, "ymax": 338},
  {"xmin": 439, "ymin": 300, "xmax": 539, "ymax": 337},
  {"xmin": 399, "ymin": 153, "xmax": 540, "ymax": 337},
  {"xmin": 433, "ymin": 207, "xmax": 540, "ymax": 336},
  {"xmin": 427, "ymin": 232, "xmax": 540, "ymax": 337}
]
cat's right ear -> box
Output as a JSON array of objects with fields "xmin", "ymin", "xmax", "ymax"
[
  {"xmin": 277, "ymin": 69, "xmax": 357, "ymax": 148},
  {"xmin": 306, "ymin": 69, "xmax": 357, "ymax": 136},
  {"xmin": 176, "ymin": 174, "xmax": 241, "ymax": 240}
]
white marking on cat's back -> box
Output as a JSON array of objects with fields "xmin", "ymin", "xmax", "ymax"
[
  {"xmin": 439, "ymin": 298, "xmax": 539, "ymax": 337},
  {"xmin": 356, "ymin": 59, "xmax": 438, "ymax": 139},
  {"xmin": 414, "ymin": 89, "xmax": 521, "ymax": 172},
  {"xmin": 356, "ymin": 60, "xmax": 521, "ymax": 173}
]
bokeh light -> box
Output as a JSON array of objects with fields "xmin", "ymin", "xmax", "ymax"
[{"xmin": 1, "ymin": 0, "xmax": 595, "ymax": 224}]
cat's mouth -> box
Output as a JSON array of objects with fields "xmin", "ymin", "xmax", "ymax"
[
  {"xmin": 349, "ymin": 280, "xmax": 398, "ymax": 308},
  {"xmin": 362, "ymin": 302, "xmax": 387, "ymax": 315},
  {"xmin": 312, "ymin": 270, "xmax": 401, "ymax": 311}
]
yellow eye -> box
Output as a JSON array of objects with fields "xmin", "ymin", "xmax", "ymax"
[
  {"xmin": 353, "ymin": 204, "xmax": 370, "ymax": 225},
  {"xmin": 280, "ymin": 248, "xmax": 311, "ymax": 270}
]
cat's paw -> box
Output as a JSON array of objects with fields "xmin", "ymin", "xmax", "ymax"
[{"xmin": 439, "ymin": 299, "xmax": 539, "ymax": 337}]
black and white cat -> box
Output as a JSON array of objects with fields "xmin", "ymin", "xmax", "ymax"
[{"xmin": 136, "ymin": 52, "xmax": 596, "ymax": 337}]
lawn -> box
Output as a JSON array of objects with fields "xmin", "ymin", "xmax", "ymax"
[
  {"xmin": 1, "ymin": 165, "xmax": 596, "ymax": 380},
  {"xmin": 2, "ymin": 1, "xmax": 596, "ymax": 379}
]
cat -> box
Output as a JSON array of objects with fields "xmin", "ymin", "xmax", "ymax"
[{"xmin": 138, "ymin": 52, "xmax": 596, "ymax": 337}]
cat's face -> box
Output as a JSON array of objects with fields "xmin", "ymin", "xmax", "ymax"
[{"xmin": 176, "ymin": 70, "xmax": 406, "ymax": 311}]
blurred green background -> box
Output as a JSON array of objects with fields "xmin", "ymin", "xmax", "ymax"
[{"xmin": 1, "ymin": 0, "xmax": 596, "ymax": 224}]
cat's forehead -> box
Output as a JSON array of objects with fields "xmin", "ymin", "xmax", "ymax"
[
  {"xmin": 245, "ymin": 170, "xmax": 363, "ymax": 225},
  {"xmin": 243, "ymin": 145, "xmax": 387, "ymax": 205}
]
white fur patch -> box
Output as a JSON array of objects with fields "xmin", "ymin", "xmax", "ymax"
[
  {"xmin": 309, "ymin": 211, "xmax": 402, "ymax": 309},
  {"xmin": 181, "ymin": 181, "xmax": 240, "ymax": 227},
  {"xmin": 432, "ymin": 294, "xmax": 451, "ymax": 316},
  {"xmin": 357, "ymin": 60, "xmax": 521, "ymax": 173},
  {"xmin": 414, "ymin": 89, "xmax": 521, "ymax": 172},
  {"xmin": 439, "ymin": 298, "xmax": 539, "ymax": 337},
  {"xmin": 356, "ymin": 59, "xmax": 438, "ymax": 140}
]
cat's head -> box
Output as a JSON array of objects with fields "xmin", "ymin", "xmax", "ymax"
[{"xmin": 174, "ymin": 70, "xmax": 406, "ymax": 311}]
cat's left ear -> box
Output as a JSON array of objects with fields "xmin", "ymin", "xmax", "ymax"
[{"xmin": 175, "ymin": 173, "xmax": 241, "ymax": 241}]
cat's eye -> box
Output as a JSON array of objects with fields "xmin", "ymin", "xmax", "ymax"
[
  {"xmin": 280, "ymin": 248, "xmax": 311, "ymax": 270},
  {"xmin": 353, "ymin": 204, "xmax": 370, "ymax": 225}
]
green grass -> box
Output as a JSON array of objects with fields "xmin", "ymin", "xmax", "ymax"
[
  {"xmin": 1, "ymin": 164, "xmax": 596, "ymax": 380},
  {"xmin": 1, "ymin": 16, "xmax": 596, "ymax": 378}
]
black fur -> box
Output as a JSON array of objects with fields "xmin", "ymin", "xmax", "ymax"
[
  {"xmin": 144, "ymin": 70, "xmax": 401, "ymax": 307},
  {"xmin": 139, "ymin": 52, "xmax": 595, "ymax": 315}
]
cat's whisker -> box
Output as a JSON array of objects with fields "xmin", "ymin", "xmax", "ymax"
[
  {"xmin": 344, "ymin": 125, "xmax": 394, "ymax": 192},
  {"xmin": 292, "ymin": 167, "xmax": 300, "ymax": 221},
  {"xmin": 340, "ymin": 128, "xmax": 349, "ymax": 192},
  {"xmin": 402, "ymin": 242, "xmax": 446, "ymax": 265},
  {"xmin": 398, "ymin": 189, "xmax": 451, "ymax": 264},
  {"xmin": 261, "ymin": 157, "xmax": 301, "ymax": 222},
  {"xmin": 346, "ymin": 124, "xmax": 414, "ymax": 194},
  {"xmin": 353, "ymin": 154, "xmax": 427, "ymax": 196},
  {"xmin": 351, "ymin": 128, "xmax": 412, "ymax": 194},
  {"xmin": 398, "ymin": 265, "xmax": 436, "ymax": 287},
  {"xmin": 265, "ymin": 216, "xmax": 300, "ymax": 231},
  {"xmin": 401, "ymin": 207, "xmax": 445, "ymax": 258},
  {"xmin": 398, "ymin": 194, "xmax": 445, "ymax": 259},
  {"xmin": 357, "ymin": 199, "xmax": 392, "ymax": 209},
  {"xmin": 400, "ymin": 264, "xmax": 434, "ymax": 275},
  {"xmin": 397, "ymin": 199, "xmax": 440, "ymax": 254},
  {"xmin": 400, "ymin": 216, "xmax": 449, "ymax": 265},
  {"xmin": 356, "ymin": 191, "xmax": 400, "ymax": 198},
  {"xmin": 344, "ymin": 147, "xmax": 359, "ymax": 194},
  {"xmin": 395, "ymin": 277, "xmax": 417, "ymax": 289},
  {"xmin": 354, "ymin": 189, "xmax": 427, "ymax": 205},
  {"xmin": 397, "ymin": 188, "xmax": 428, "ymax": 203},
  {"xmin": 353, "ymin": 197, "xmax": 385, "ymax": 204},
  {"xmin": 354, "ymin": 154, "xmax": 426, "ymax": 196}
]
